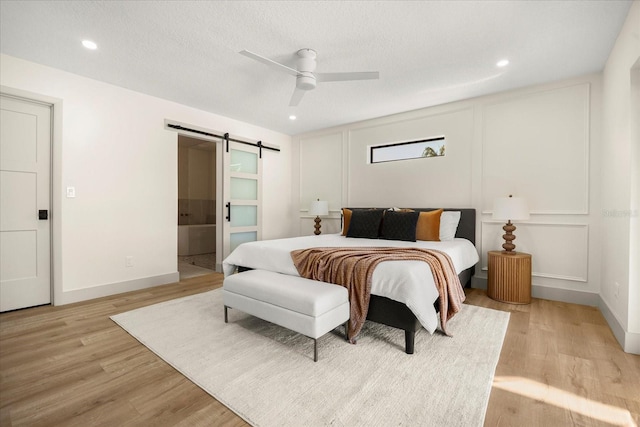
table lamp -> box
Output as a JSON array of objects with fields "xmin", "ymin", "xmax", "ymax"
[
  {"xmin": 492, "ymin": 195, "xmax": 529, "ymax": 254},
  {"xmin": 309, "ymin": 199, "xmax": 329, "ymax": 235}
]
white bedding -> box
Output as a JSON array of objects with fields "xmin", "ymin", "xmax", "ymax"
[{"xmin": 222, "ymin": 234, "xmax": 479, "ymax": 334}]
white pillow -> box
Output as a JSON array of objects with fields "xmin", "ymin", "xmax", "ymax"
[{"xmin": 439, "ymin": 211, "xmax": 461, "ymax": 241}]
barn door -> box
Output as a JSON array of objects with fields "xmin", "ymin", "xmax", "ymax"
[{"xmin": 222, "ymin": 140, "xmax": 261, "ymax": 259}]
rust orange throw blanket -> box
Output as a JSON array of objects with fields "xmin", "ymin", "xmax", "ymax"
[{"xmin": 290, "ymin": 247, "xmax": 466, "ymax": 343}]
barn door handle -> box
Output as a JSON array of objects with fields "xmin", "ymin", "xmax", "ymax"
[
  {"xmin": 225, "ymin": 202, "xmax": 231, "ymax": 222},
  {"xmin": 38, "ymin": 210, "xmax": 48, "ymax": 220}
]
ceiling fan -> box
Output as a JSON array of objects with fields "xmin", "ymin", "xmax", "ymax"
[{"xmin": 239, "ymin": 48, "xmax": 379, "ymax": 106}]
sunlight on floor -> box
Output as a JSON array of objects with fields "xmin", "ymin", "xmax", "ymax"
[{"xmin": 493, "ymin": 376, "xmax": 637, "ymax": 427}]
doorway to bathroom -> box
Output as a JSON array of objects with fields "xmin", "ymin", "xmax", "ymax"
[{"xmin": 177, "ymin": 135, "xmax": 217, "ymax": 279}]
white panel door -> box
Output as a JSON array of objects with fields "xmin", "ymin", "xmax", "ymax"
[
  {"xmin": 0, "ymin": 95, "xmax": 51, "ymax": 311},
  {"xmin": 222, "ymin": 140, "xmax": 261, "ymax": 259}
]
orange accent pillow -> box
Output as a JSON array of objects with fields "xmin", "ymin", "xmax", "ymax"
[
  {"xmin": 341, "ymin": 208, "xmax": 352, "ymax": 236},
  {"xmin": 416, "ymin": 209, "xmax": 443, "ymax": 241}
]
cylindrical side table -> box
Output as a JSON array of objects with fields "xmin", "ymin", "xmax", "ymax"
[{"xmin": 487, "ymin": 251, "xmax": 532, "ymax": 304}]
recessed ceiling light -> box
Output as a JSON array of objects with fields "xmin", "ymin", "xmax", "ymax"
[
  {"xmin": 82, "ymin": 40, "xmax": 97, "ymax": 50},
  {"xmin": 496, "ymin": 59, "xmax": 509, "ymax": 68},
  {"xmin": 289, "ymin": 115, "xmax": 297, "ymax": 120}
]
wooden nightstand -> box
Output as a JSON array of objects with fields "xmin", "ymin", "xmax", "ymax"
[{"xmin": 487, "ymin": 251, "xmax": 532, "ymax": 304}]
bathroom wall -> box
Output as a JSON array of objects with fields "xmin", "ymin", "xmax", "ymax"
[{"xmin": 178, "ymin": 136, "xmax": 216, "ymax": 225}]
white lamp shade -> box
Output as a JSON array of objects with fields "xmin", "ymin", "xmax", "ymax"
[
  {"xmin": 492, "ymin": 197, "xmax": 530, "ymax": 221},
  {"xmin": 309, "ymin": 200, "xmax": 329, "ymax": 216}
]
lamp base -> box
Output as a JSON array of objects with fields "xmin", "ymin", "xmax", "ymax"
[
  {"xmin": 314, "ymin": 216, "xmax": 322, "ymax": 235},
  {"xmin": 501, "ymin": 220, "xmax": 517, "ymax": 254}
]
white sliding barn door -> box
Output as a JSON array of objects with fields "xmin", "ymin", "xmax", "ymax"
[
  {"xmin": 222, "ymin": 141, "xmax": 262, "ymax": 260},
  {"xmin": 0, "ymin": 95, "xmax": 52, "ymax": 311}
]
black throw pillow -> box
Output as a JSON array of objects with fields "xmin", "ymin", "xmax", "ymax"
[
  {"xmin": 346, "ymin": 209, "xmax": 384, "ymax": 239},
  {"xmin": 380, "ymin": 210, "xmax": 420, "ymax": 242}
]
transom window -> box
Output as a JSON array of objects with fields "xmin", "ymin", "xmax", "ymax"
[{"xmin": 369, "ymin": 136, "xmax": 446, "ymax": 164}]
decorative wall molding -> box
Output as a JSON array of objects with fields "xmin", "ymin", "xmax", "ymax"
[
  {"xmin": 346, "ymin": 107, "xmax": 474, "ymax": 207},
  {"xmin": 346, "ymin": 105, "xmax": 474, "ymax": 135},
  {"xmin": 481, "ymin": 210, "xmax": 591, "ymax": 216},
  {"xmin": 298, "ymin": 132, "xmax": 343, "ymax": 214},
  {"xmin": 479, "ymin": 266, "xmax": 588, "ymax": 283},
  {"xmin": 481, "ymin": 82, "xmax": 590, "ymax": 215},
  {"xmin": 299, "ymin": 213, "xmax": 342, "ymax": 218},
  {"xmin": 295, "ymin": 74, "xmax": 602, "ymax": 311},
  {"xmin": 531, "ymin": 272, "xmax": 587, "ymax": 283},
  {"xmin": 481, "ymin": 221, "xmax": 589, "ymax": 283}
]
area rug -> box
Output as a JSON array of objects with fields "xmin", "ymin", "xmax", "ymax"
[{"xmin": 111, "ymin": 289, "xmax": 509, "ymax": 427}]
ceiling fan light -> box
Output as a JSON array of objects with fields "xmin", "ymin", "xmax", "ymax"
[{"xmin": 296, "ymin": 74, "xmax": 316, "ymax": 90}]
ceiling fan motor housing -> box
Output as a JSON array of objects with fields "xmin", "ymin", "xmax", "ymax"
[{"xmin": 296, "ymin": 49, "xmax": 317, "ymax": 90}]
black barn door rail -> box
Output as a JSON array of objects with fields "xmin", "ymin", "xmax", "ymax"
[{"xmin": 167, "ymin": 123, "xmax": 280, "ymax": 158}]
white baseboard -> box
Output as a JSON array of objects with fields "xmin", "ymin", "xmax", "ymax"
[
  {"xmin": 471, "ymin": 277, "xmax": 599, "ymax": 306},
  {"xmin": 531, "ymin": 285, "xmax": 600, "ymax": 306},
  {"xmin": 56, "ymin": 272, "xmax": 180, "ymax": 306},
  {"xmin": 598, "ymin": 296, "xmax": 640, "ymax": 355},
  {"xmin": 624, "ymin": 332, "xmax": 640, "ymax": 354}
]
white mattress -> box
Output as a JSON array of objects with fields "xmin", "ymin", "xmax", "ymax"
[{"xmin": 222, "ymin": 234, "xmax": 479, "ymax": 334}]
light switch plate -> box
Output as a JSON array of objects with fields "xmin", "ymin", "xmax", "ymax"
[{"xmin": 66, "ymin": 186, "xmax": 76, "ymax": 198}]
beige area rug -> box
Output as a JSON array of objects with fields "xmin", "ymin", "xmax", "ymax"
[{"xmin": 111, "ymin": 289, "xmax": 509, "ymax": 427}]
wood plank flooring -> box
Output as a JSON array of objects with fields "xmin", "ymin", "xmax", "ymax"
[{"xmin": 1, "ymin": 274, "xmax": 638, "ymax": 426}]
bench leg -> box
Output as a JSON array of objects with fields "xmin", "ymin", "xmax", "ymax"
[
  {"xmin": 344, "ymin": 321, "xmax": 349, "ymax": 341},
  {"xmin": 314, "ymin": 338, "xmax": 318, "ymax": 362},
  {"xmin": 224, "ymin": 305, "xmax": 228, "ymax": 323}
]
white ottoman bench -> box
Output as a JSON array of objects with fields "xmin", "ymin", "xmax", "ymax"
[{"xmin": 223, "ymin": 269, "xmax": 350, "ymax": 361}]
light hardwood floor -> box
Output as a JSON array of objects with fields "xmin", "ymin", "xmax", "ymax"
[{"xmin": 1, "ymin": 274, "xmax": 638, "ymax": 426}]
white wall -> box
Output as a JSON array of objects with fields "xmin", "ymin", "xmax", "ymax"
[
  {"xmin": 1, "ymin": 54, "xmax": 294, "ymax": 305},
  {"xmin": 294, "ymin": 73, "xmax": 603, "ymax": 306},
  {"xmin": 599, "ymin": 1, "xmax": 640, "ymax": 354},
  {"xmin": 293, "ymin": 4, "xmax": 640, "ymax": 354}
]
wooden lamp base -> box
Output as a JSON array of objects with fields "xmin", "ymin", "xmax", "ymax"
[
  {"xmin": 501, "ymin": 220, "xmax": 517, "ymax": 254},
  {"xmin": 314, "ymin": 216, "xmax": 322, "ymax": 235}
]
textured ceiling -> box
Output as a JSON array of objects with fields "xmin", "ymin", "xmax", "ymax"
[{"xmin": 0, "ymin": 1, "xmax": 632, "ymax": 135}]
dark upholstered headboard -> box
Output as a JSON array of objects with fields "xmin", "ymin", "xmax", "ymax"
[{"xmin": 343, "ymin": 208, "xmax": 476, "ymax": 246}]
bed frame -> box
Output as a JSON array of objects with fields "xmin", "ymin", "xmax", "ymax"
[
  {"xmin": 238, "ymin": 208, "xmax": 477, "ymax": 355},
  {"xmin": 346, "ymin": 208, "xmax": 476, "ymax": 354}
]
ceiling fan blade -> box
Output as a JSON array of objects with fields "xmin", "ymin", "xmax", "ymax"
[
  {"xmin": 289, "ymin": 87, "xmax": 305, "ymax": 106},
  {"xmin": 315, "ymin": 71, "xmax": 379, "ymax": 83},
  {"xmin": 239, "ymin": 50, "xmax": 299, "ymax": 77}
]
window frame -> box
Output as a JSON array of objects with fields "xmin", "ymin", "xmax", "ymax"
[{"xmin": 369, "ymin": 136, "xmax": 446, "ymax": 164}]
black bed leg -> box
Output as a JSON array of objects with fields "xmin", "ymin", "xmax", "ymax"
[
  {"xmin": 405, "ymin": 330, "xmax": 415, "ymax": 354},
  {"xmin": 224, "ymin": 306, "xmax": 228, "ymax": 323}
]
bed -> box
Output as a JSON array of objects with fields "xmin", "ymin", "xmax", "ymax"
[{"xmin": 222, "ymin": 208, "xmax": 478, "ymax": 354}]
